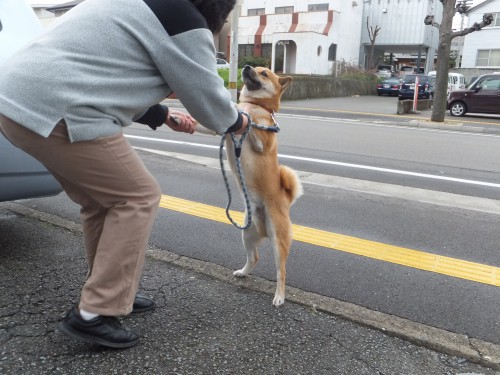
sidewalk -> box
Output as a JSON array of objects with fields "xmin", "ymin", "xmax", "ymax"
[
  {"xmin": 163, "ymin": 95, "xmax": 500, "ymax": 134},
  {"xmin": 280, "ymin": 95, "xmax": 500, "ymax": 134},
  {"xmin": 1, "ymin": 203, "xmax": 499, "ymax": 375}
]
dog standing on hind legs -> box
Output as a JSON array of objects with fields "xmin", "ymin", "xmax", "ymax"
[{"xmin": 196, "ymin": 65, "xmax": 303, "ymax": 306}]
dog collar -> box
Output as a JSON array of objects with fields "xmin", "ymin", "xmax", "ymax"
[{"xmin": 241, "ymin": 109, "xmax": 280, "ymax": 133}]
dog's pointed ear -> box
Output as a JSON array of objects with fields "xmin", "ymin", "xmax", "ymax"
[{"xmin": 279, "ymin": 76, "xmax": 293, "ymax": 92}]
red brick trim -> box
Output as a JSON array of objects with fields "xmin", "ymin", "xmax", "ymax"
[
  {"xmin": 323, "ymin": 10, "xmax": 333, "ymax": 36},
  {"xmin": 254, "ymin": 14, "xmax": 267, "ymax": 56}
]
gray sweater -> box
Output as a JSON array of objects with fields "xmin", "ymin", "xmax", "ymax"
[{"xmin": 0, "ymin": 0, "xmax": 239, "ymax": 142}]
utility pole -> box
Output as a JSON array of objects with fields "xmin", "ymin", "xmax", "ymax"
[
  {"xmin": 229, "ymin": 0, "xmax": 240, "ymax": 102},
  {"xmin": 455, "ymin": 0, "xmax": 472, "ymax": 68},
  {"xmin": 455, "ymin": 12, "xmax": 465, "ymax": 67}
]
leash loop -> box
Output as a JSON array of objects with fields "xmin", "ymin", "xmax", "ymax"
[
  {"xmin": 220, "ymin": 110, "xmax": 280, "ymax": 230},
  {"xmin": 220, "ymin": 111, "xmax": 252, "ymax": 229}
]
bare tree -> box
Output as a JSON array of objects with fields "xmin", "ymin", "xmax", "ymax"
[
  {"xmin": 425, "ymin": 0, "xmax": 493, "ymax": 122},
  {"xmin": 367, "ymin": 17, "xmax": 381, "ymax": 70}
]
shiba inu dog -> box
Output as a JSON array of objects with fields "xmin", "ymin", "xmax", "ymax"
[{"xmin": 196, "ymin": 65, "xmax": 303, "ymax": 306}]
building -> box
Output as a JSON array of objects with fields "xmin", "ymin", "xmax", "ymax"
[
  {"xmin": 236, "ymin": 1, "xmax": 363, "ymax": 75},
  {"xmin": 31, "ymin": 0, "xmax": 470, "ymax": 78},
  {"xmin": 44, "ymin": 0, "xmax": 82, "ymax": 15},
  {"xmin": 360, "ymin": 0, "xmax": 443, "ymax": 74},
  {"xmin": 28, "ymin": 0, "xmax": 65, "ymax": 27},
  {"xmin": 452, "ymin": 0, "xmax": 488, "ymax": 68},
  {"xmin": 461, "ymin": 0, "xmax": 500, "ymax": 71}
]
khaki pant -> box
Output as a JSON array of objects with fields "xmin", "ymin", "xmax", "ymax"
[{"xmin": 0, "ymin": 116, "xmax": 161, "ymax": 316}]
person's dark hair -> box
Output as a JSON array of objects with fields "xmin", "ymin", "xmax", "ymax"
[{"xmin": 189, "ymin": 0, "xmax": 236, "ymax": 34}]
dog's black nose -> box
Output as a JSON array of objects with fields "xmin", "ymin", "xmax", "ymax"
[{"xmin": 243, "ymin": 65, "xmax": 251, "ymax": 71}]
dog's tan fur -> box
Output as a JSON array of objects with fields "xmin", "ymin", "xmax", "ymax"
[{"xmin": 197, "ymin": 66, "xmax": 303, "ymax": 306}]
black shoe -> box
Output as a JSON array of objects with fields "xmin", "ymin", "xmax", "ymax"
[
  {"xmin": 132, "ymin": 295, "xmax": 155, "ymax": 313},
  {"xmin": 57, "ymin": 307, "xmax": 139, "ymax": 349}
]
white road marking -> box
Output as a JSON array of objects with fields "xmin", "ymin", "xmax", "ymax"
[{"xmin": 126, "ymin": 135, "xmax": 500, "ymax": 189}]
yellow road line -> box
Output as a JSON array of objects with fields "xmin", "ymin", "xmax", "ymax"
[
  {"xmin": 280, "ymin": 105, "xmax": 500, "ymax": 127},
  {"xmin": 159, "ymin": 194, "xmax": 499, "ymax": 287}
]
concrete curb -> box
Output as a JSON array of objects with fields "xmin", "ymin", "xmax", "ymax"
[
  {"xmin": 385, "ymin": 118, "xmax": 500, "ymax": 135},
  {"xmin": 5, "ymin": 202, "xmax": 500, "ymax": 371}
]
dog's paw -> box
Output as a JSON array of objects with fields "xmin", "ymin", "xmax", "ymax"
[
  {"xmin": 272, "ymin": 294, "xmax": 285, "ymax": 307},
  {"xmin": 233, "ymin": 269, "xmax": 248, "ymax": 278}
]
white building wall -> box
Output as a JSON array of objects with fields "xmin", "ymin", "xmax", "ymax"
[
  {"xmin": 240, "ymin": 0, "xmax": 363, "ymax": 74},
  {"xmin": 332, "ymin": 4, "xmax": 363, "ymax": 66},
  {"xmin": 461, "ymin": 0, "xmax": 500, "ymax": 68},
  {"xmin": 261, "ymin": 14, "xmax": 293, "ymax": 43},
  {"xmin": 272, "ymin": 32, "xmax": 331, "ymax": 74},
  {"xmin": 242, "ymin": 0, "xmax": 336, "ymax": 14}
]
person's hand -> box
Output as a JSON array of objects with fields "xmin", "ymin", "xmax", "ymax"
[
  {"xmin": 165, "ymin": 110, "xmax": 196, "ymax": 134},
  {"xmin": 233, "ymin": 112, "xmax": 250, "ymax": 135}
]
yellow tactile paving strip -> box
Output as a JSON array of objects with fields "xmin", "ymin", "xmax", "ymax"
[{"xmin": 159, "ymin": 194, "xmax": 499, "ymax": 287}]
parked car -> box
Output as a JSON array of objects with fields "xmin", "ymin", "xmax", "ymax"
[
  {"xmin": 216, "ymin": 51, "xmax": 227, "ymax": 60},
  {"xmin": 216, "ymin": 58, "xmax": 230, "ymax": 69},
  {"xmin": 400, "ymin": 66, "xmax": 414, "ymax": 73},
  {"xmin": 447, "ymin": 73, "xmax": 500, "ymax": 117},
  {"xmin": 0, "ymin": 0, "xmax": 62, "ymax": 202},
  {"xmin": 376, "ymin": 78, "xmax": 401, "ymax": 96},
  {"xmin": 398, "ymin": 74, "xmax": 432, "ymax": 100},
  {"xmin": 428, "ymin": 74, "xmax": 437, "ymax": 98},
  {"xmin": 398, "ymin": 65, "xmax": 414, "ymax": 78},
  {"xmin": 427, "ymin": 71, "xmax": 466, "ymax": 97},
  {"xmin": 376, "ymin": 64, "xmax": 396, "ymax": 79}
]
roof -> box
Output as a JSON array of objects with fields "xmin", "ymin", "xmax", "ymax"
[
  {"xmin": 46, "ymin": 0, "xmax": 83, "ymax": 12},
  {"xmin": 28, "ymin": 0, "xmax": 68, "ymax": 5}
]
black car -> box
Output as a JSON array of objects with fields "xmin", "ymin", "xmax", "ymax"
[
  {"xmin": 376, "ymin": 78, "xmax": 400, "ymax": 96},
  {"xmin": 447, "ymin": 73, "xmax": 500, "ymax": 116},
  {"xmin": 398, "ymin": 74, "xmax": 432, "ymax": 100}
]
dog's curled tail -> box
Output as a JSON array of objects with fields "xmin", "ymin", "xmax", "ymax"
[{"xmin": 279, "ymin": 165, "xmax": 303, "ymax": 205}]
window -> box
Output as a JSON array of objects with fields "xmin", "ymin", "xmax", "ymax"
[
  {"xmin": 328, "ymin": 44, "xmax": 337, "ymax": 61},
  {"xmin": 238, "ymin": 44, "xmax": 272, "ymax": 62},
  {"xmin": 248, "ymin": 8, "xmax": 265, "ymax": 16},
  {"xmin": 485, "ymin": 12, "xmax": 500, "ymax": 27},
  {"xmin": 275, "ymin": 6, "xmax": 293, "ymax": 14},
  {"xmin": 476, "ymin": 49, "xmax": 500, "ymax": 67},
  {"xmin": 238, "ymin": 44, "xmax": 254, "ymax": 59},
  {"xmin": 308, "ymin": 4, "xmax": 329, "ymax": 11},
  {"xmin": 476, "ymin": 76, "xmax": 500, "ymax": 91},
  {"xmin": 261, "ymin": 44, "xmax": 272, "ymax": 60}
]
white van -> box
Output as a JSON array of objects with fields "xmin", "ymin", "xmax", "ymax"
[
  {"xmin": 427, "ymin": 71, "xmax": 466, "ymax": 96},
  {"xmin": 448, "ymin": 72, "xmax": 466, "ymax": 93},
  {"xmin": 0, "ymin": 0, "xmax": 62, "ymax": 201}
]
